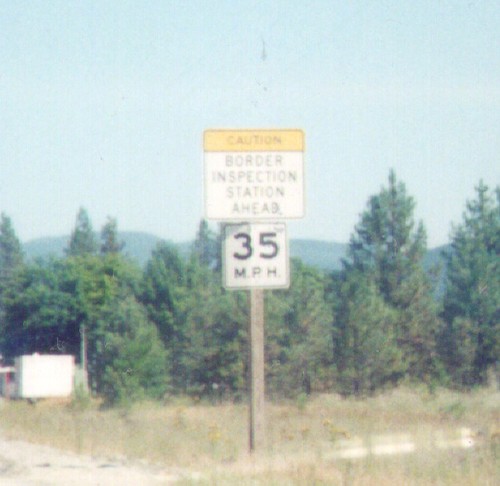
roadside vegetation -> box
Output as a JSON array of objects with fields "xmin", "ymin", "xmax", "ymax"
[
  {"xmin": 0, "ymin": 386, "xmax": 498, "ymax": 484},
  {"xmin": 0, "ymin": 172, "xmax": 498, "ymax": 483},
  {"xmin": 0, "ymin": 173, "xmax": 497, "ymax": 403}
]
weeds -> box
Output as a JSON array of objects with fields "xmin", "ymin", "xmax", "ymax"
[{"xmin": 0, "ymin": 387, "xmax": 497, "ymax": 485}]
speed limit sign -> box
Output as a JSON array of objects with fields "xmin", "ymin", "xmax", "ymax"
[{"xmin": 223, "ymin": 222, "xmax": 289, "ymax": 289}]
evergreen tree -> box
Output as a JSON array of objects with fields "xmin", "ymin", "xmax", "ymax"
[
  {"xmin": 181, "ymin": 271, "xmax": 247, "ymax": 400},
  {"xmin": 192, "ymin": 219, "xmax": 218, "ymax": 268},
  {"xmin": 74, "ymin": 252, "xmax": 143, "ymax": 391},
  {"xmin": 0, "ymin": 214, "xmax": 25, "ymax": 356},
  {"xmin": 100, "ymin": 217, "xmax": 124, "ymax": 255},
  {"xmin": 66, "ymin": 207, "xmax": 97, "ymax": 256},
  {"xmin": 347, "ymin": 170, "xmax": 427, "ymax": 305},
  {"xmin": 1, "ymin": 257, "xmax": 81, "ymax": 359},
  {"xmin": 266, "ymin": 260, "xmax": 333, "ymax": 397},
  {"xmin": 333, "ymin": 171, "xmax": 442, "ymax": 391},
  {"xmin": 140, "ymin": 242, "xmax": 188, "ymax": 389},
  {"xmin": 332, "ymin": 269, "xmax": 403, "ymax": 395},
  {"xmin": 97, "ymin": 296, "xmax": 169, "ymax": 405},
  {"xmin": 0, "ymin": 213, "xmax": 24, "ymax": 290},
  {"xmin": 441, "ymin": 181, "xmax": 499, "ymax": 386}
]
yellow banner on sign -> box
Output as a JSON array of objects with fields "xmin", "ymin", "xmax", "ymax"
[{"xmin": 204, "ymin": 129, "xmax": 304, "ymax": 152}]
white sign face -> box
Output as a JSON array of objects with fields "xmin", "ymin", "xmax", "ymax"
[
  {"xmin": 223, "ymin": 222, "xmax": 289, "ymax": 289},
  {"xmin": 204, "ymin": 130, "xmax": 305, "ymax": 221}
]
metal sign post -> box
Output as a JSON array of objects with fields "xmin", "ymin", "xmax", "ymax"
[{"xmin": 203, "ymin": 128, "xmax": 305, "ymax": 454}]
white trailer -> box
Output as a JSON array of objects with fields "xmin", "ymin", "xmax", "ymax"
[{"xmin": 14, "ymin": 354, "xmax": 75, "ymax": 399}]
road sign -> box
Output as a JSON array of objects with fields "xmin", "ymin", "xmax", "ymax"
[
  {"xmin": 223, "ymin": 222, "xmax": 289, "ymax": 289},
  {"xmin": 204, "ymin": 129, "xmax": 305, "ymax": 221},
  {"xmin": 203, "ymin": 129, "xmax": 304, "ymax": 453}
]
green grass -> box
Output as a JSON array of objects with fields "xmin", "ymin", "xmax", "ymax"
[{"xmin": 0, "ymin": 387, "xmax": 498, "ymax": 485}]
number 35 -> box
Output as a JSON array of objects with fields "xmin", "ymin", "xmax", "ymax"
[{"xmin": 233, "ymin": 232, "xmax": 278, "ymax": 260}]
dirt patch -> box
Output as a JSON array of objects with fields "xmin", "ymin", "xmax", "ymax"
[{"xmin": 0, "ymin": 436, "xmax": 187, "ymax": 485}]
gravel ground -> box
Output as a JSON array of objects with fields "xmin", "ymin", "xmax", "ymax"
[{"xmin": 0, "ymin": 436, "xmax": 189, "ymax": 485}]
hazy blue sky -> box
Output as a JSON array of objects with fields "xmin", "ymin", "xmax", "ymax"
[{"xmin": 1, "ymin": 1, "xmax": 498, "ymax": 248}]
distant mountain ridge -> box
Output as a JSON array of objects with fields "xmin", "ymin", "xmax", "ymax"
[
  {"xmin": 23, "ymin": 232, "xmax": 168, "ymax": 267},
  {"xmin": 23, "ymin": 233, "xmax": 349, "ymax": 270},
  {"xmin": 23, "ymin": 232, "xmax": 449, "ymax": 274}
]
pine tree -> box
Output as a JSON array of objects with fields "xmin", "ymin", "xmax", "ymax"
[
  {"xmin": 0, "ymin": 214, "xmax": 25, "ymax": 356},
  {"xmin": 100, "ymin": 217, "xmax": 124, "ymax": 255},
  {"xmin": 66, "ymin": 207, "xmax": 98, "ymax": 256},
  {"xmin": 0, "ymin": 213, "xmax": 24, "ymax": 290},
  {"xmin": 97, "ymin": 296, "xmax": 169, "ymax": 404},
  {"xmin": 334, "ymin": 171, "xmax": 442, "ymax": 390},
  {"xmin": 181, "ymin": 276, "xmax": 247, "ymax": 399},
  {"xmin": 140, "ymin": 242, "xmax": 188, "ymax": 390},
  {"xmin": 192, "ymin": 219, "xmax": 217, "ymax": 268},
  {"xmin": 266, "ymin": 260, "xmax": 333, "ymax": 397},
  {"xmin": 332, "ymin": 269, "xmax": 403, "ymax": 395},
  {"xmin": 441, "ymin": 181, "xmax": 499, "ymax": 386},
  {"xmin": 0, "ymin": 258, "xmax": 78, "ymax": 359},
  {"xmin": 347, "ymin": 170, "xmax": 427, "ymax": 306}
]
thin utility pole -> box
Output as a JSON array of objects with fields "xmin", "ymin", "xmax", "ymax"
[{"xmin": 80, "ymin": 323, "xmax": 89, "ymax": 391}]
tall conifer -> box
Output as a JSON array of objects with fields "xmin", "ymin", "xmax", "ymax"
[
  {"xmin": 100, "ymin": 217, "xmax": 125, "ymax": 255},
  {"xmin": 333, "ymin": 171, "xmax": 441, "ymax": 392},
  {"xmin": 66, "ymin": 207, "xmax": 97, "ymax": 256},
  {"xmin": 441, "ymin": 181, "xmax": 499, "ymax": 386},
  {"xmin": 0, "ymin": 213, "xmax": 24, "ymax": 288}
]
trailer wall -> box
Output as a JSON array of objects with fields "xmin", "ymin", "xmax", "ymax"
[{"xmin": 14, "ymin": 354, "xmax": 75, "ymax": 399}]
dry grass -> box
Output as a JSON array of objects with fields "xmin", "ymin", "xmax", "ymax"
[{"xmin": 0, "ymin": 387, "xmax": 498, "ymax": 485}]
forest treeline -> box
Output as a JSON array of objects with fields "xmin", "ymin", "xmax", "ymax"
[{"xmin": 0, "ymin": 171, "xmax": 498, "ymax": 404}]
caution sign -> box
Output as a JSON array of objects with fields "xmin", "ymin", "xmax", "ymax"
[
  {"xmin": 204, "ymin": 129, "xmax": 305, "ymax": 221},
  {"xmin": 223, "ymin": 222, "xmax": 289, "ymax": 289}
]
